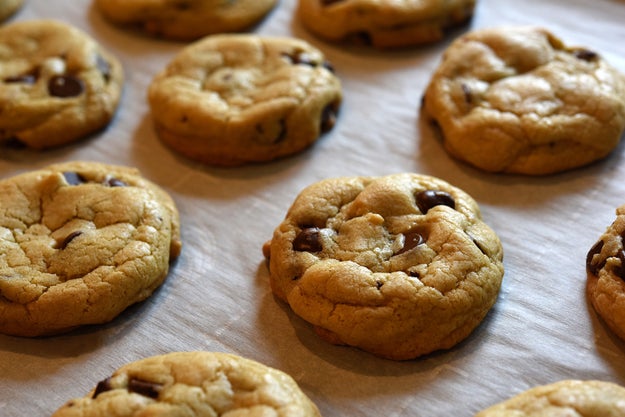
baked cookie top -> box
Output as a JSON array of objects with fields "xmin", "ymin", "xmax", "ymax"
[
  {"xmin": 52, "ymin": 351, "xmax": 322, "ymax": 417},
  {"xmin": 0, "ymin": 0, "xmax": 23, "ymax": 22},
  {"xmin": 297, "ymin": 0, "xmax": 476, "ymax": 48},
  {"xmin": 263, "ymin": 173, "xmax": 504, "ymax": 360},
  {"xmin": 0, "ymin": 19, "xmax": 124, "ymax": 149},
  {"xmin": 475, "ymin": 380, "xmax": 625, "ymax": 417},
  {"xmin": 586, "ymin": 204, "xmax": 625, "ymax": 341},
  {"xmin": 95, "ymin": 0, "xmax": 278, "ymax": 41},
  {"xmin": 0, "ymin": 161, "xmax": 181, "ymax": 337},
  {"xmin": 423, "ymin": 26, "xmax": 625, "ymax": 175},
  {"xmin": 148, "ymin": 34, "xmax": 342, "ymax": 166}
]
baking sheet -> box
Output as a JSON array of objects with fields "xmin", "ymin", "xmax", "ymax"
[{"xmin": 2, "ymin": 0, "xmax": 625, "ymax": 415}]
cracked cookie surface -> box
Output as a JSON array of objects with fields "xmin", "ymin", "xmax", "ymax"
[
  {"xmin": 297, "ymin": 0, "xmax": 476, "ymax": 49},
  {"xmin": 0, "ymin": 161, "xmax": 181, "ymax": 337},
  {"xmin": 475, "ymin": 380, "xmax": 625, "ymax": 417},
  {"xmin": 263, "ymin": 173, "xmax": 504, "ymax": 360},
  {"xmin": 52, "ymin": 351, "xmax": 322, "ymax": 417},
  {"xmin": 586, "ymin": 204, "xmax": 625, "ymax": 341},
  {"xmin": 95, "ymin": 0, "xmax": 278, "ymax": 41},
  {"xmin": 0, "ymin": 20, "xmax": 124, "ymax": 150},
  {"xmin": 423, "ymin": 26, "xmax": 625, "ymax": 175},
  {"xmin": 148, "ymin": 34, "xmax": 342, "ymax": 166}
]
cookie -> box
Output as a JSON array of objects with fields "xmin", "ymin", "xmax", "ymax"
[
  {"xmin": 475, "ymin": 380, "xmax": 625, "ymax": 416},
  {"xmin": 95, "ymin": 0, "xmax": 278, "ymax": 41},
  {"xmin": 586, "ymin": 204, "xmax": 625, "ymax": 341},
  {"xmin": 263, "ymin": 173, "xmax": 504, "ymax": 360},
  {"xmin": 297, "ymin": 0, "xmax": 475, "ymax": 49},
  {"xmin": 51, "ymin": 351, "xmax": 322, "ymax": 417},
  {"xmin": 148, "ymin": 34, "xmax": 342, "ymax": 166},
  {"xmin": 0, "ymin": 19, "xmax": 124, "ymax": 150},
  {"xmin": 422, "ymin": 26, "xmax": 625, "ymax": 175},
  {"xmin": 0, "ymin": 161, "xmax": 182, "ymax": 337},
  {"xmin": 0, "ymin": 0, "xmax": 23, "ymax": 22}
]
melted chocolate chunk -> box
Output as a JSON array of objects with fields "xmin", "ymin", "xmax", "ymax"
[
  {"xmin": 573, "ymin": 49, "xmax": 598, "ymax": 61},
  {"xmin": 4, "ymin": 74, "xmax": 37, "ymax": 84},
  {"xmin": 63, "ymin": 171, "xmax": 86, "ymax": 185},
  {"xmin": 48, "ymin": 75, "xmax": 84, "ymax": 98},
  {"xmin": 58, "ymin": 231, "xmax": 82, "ymax": 250},
  {"xmin": 586, "ymin": 240, "xmax": 605, "ymax": 275},
  {"xmin": 128, "ymin": 378, "xmax": 162, "ymax": 399},
  {"xmin": 396, "ymin": 230, "xmax": 425, "ymax": 255},
  {"xmin": 415, "ymin": 190, "xmax": 455, "ymax": 214},
  {"xmin": 320, "ymin": 102, "xmax": 338, "ymax": 133},
  {"xmin": 96, "ymin": 55, "xmax": 111, "ymax": 82},
  {"xmin": 105, "ymin": 177, "xmax": 127, "ymax": 187},
  {"xmin": 461, "ymin": 83, "xmax": 472, "ymax": 104},
  {"xmin": 92, "ymin": 377, "xmax": 113, "ymax": 399},
  {"xmin": 293, "ymin": 227, "xmax": 322, "ymax": 252}
]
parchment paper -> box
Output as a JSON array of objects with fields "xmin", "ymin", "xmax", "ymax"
[{"xmin": 2, "ymin": 0, "xmax": 625, "ymax": 415}]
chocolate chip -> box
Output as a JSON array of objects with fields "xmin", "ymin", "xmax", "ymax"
[
  {"xmin": 375, "ymin": 280, "xmax": 383, "ymax": 289},
  {"xmin": 320, "ymin": 102, "xmax": 338, "ymax": 133},
  {"xmin": 92, "ymin": 377, "xmax": 113, "ymax": 399},
  {"xmin": 96, "ymin": 55, "xmax": 111, "ymax": 82},
  {"xmin": 573, "ymin": 49, "xmax": 598, "ymax": 61},
  {"xmin": 105, "ymin": 176, "xmax": 127, "ymax": 187},
  {"xmin": 461, "ymin": 83, "xmax": 472, "ymax": 104},
  {"xmin": 58, "ymin": 231, "xmax": 82, "ymax": 250},
  {"xmin": 48, "ymin": 75, "xmax": 84, "ymax": 98},
  {"xmin": 282, "ymin": 51, "xmax": 316, "ymax": 67},
  {"xmin": 415, "ymin": 190, "xmax": 455, "ymax": 214},
  {"xmin": 396, "ymin": 230, "xmax": 425, "ymax": 255},
  {"xmin": 63, "ymin": 171, "xmax": 86, "ymax": 185},
  {"xmin": 4, "ymin": 74, "xmax": 37, "ymax": 84},
  {"xmin": 293, "ymin": 227, "xmax": 322, "ymax": 252},
  {"xmin": 586, "ymin": 240, "xmax": 605, "ymax": 275},
  {"xmin": 128, "ymin": 378, "xmax": 162, "ymax": 399},
  {"xmin": 408, "ymin": 270, "xmax": 420, "ymax": 278},
  {"xmin": 321, "ymin": 0, "xmax": 344, "ymax": 4}
]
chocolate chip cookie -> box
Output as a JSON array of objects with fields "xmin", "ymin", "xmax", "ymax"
[
  {"xmin": 297, "ymin": 0, "xmax": 476, "ymax": 49},
  {"xmin": 263, "ymin": 173, "xmax": 504, "ymax": 360},
  {"xmin": 0, "ymin": 0, "xmax": 23, "ymax": 22},
  {"xmin": 0, "ymin": 19, "xmax": 124, "ymax": 150},
  {"xmin": 475, "ymin": 380, "xmax": 625, "ymax": 416},
  {"xmin": 52, "ymin": 351, "xmax": 322, "ymax": 417},
  {"xmin": 422, "ymin": 26, "xmax": 625, "ymax": 175},
  {"xmin": 0, "ymin": 161, "xmax": 182, "ymax": 337},
  {"xmin": 586, "ymin": 204, "xmax": 625, "ymax": 341},
  {"xmin": 148, "ymin": 34, "xmax": 342, "ymax": 166},
  {"xmin": 95, "ymin": 0, "xmax": 278, "ymax": 41}
]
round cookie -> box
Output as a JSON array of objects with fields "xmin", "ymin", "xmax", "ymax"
[
  {"xmin": 0, "ymin": 0, "xmax": 23, "ymax": 22},
  {"xmin": 263, "ymin": 173, "xmax": 504, "ymax": 360},
  {"xmin": 148, "ymin": 34, "xmax": 342, "ymax": 166},
  {"xmin": 52, "ymin": 351, "xmax": 322, "ymax": 417},
  {"xmin": 0, "ymin": 19, "xmax": 124, "ymax": 150},
  {"xmin": 297, "ymin": 0, "xmax": 476, "ymax": 49},
  {"xmin": 422, "ymin": 26, "xmax": 625, "ymax": 175},
  {"xmin": 475, "ymin": 380, "xmax": 625, "ymax": 416},
  {"xmin": 0, "ymin": 161, "xmax": 182, "ymax": 337},
  {"xmin": 586, "ymin": 204, "xmax": 625, "ymax": 341},
  {"xmin": 95, "ymin": 0, "xmax": 278, "ymax": 41}
]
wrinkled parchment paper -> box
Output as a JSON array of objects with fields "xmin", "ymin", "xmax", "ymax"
[{"xmin": 2, "ymin": 0, "xmax": 625, "ymax": 415}]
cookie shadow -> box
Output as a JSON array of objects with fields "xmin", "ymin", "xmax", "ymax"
[
  {"xmin": 253, "ymin": 260, "xmax": 502, "ymax": 384},
  {"xmin": 415, "ymin": 106, "xmax": 625, "ymax": 208},
  {"xmin": 129, "ymin": 111, "xmax": 330, "ymax": 193}
]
